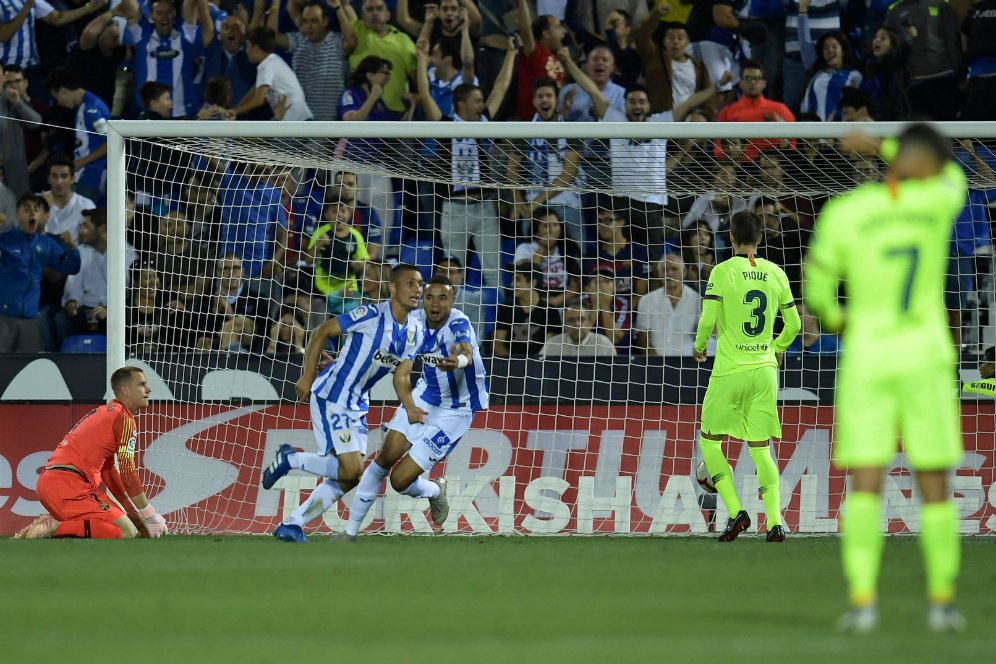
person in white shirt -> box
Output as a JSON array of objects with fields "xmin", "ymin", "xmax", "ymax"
[
  {"xmin": 540, "ymin": 299, "xmax": 616, "ymax": 357},
  {"xmin": 556, "ymin": 47, "xmax": 729, "ymax": 261},
  {"xmin": 40, "ymin": 155, "xmax": 95, "ymax": 242},
  {"xmin": 226, "ymin": 25, "xmax": 313, "ymax": 121},
  {"xmin": 635, "ymin": 253, "xmax": 702, "ymax": 357},
  {"xmin": 56, "ymin": 209, "xmax": 110, "ymax": 341}
]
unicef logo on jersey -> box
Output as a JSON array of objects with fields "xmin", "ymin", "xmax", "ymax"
[{"xmin": 372, "ymin": 349, "xmax": 402, "ymax": 368}]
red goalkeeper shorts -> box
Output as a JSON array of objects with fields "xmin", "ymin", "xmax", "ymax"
[{"xmin": 37, "ymin": 467, "xmax": 125, "ymax": 523}]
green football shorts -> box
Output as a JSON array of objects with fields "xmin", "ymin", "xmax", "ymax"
[
  {"xmin": 834, "ymin": 363, "xmax": 963, "ymax": 470},
  {"xmin": 701, "ymin": 365, "xmax": 781, "ymax": 441}
]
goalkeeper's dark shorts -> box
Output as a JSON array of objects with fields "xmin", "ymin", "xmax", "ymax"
[{"xmin": 37, "ymin": 467, "xmax": 126, "ymax": 523}]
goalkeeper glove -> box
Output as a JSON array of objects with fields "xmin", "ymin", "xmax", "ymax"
[{"xmin": 138, "ymin": 505, "xmax": 168, "ymax": 538}]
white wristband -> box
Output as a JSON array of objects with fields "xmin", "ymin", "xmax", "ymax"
[{"xmin": 456, "ymin": 354, "xmax": 469, "ymax": 369}]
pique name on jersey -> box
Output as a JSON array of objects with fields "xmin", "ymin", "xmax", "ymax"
[
  {"xmin": 372, "ymin": 349, "xmax": 404, "ymax": 368},
  {"xmin": 742, "ymin": 271, "xmax": 769, "ymax": 281}
]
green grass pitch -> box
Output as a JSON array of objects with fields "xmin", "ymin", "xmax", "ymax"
[{"xmin": 1, "ymin": 536, "xmax": 993, "ymax": 663}]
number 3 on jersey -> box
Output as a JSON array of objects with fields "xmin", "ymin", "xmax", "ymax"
[{"xmin": 742, "ymin": 289, "xmax": 768, "ymax": 337}]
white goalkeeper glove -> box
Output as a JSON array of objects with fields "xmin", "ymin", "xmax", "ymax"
[{"xmin": 138, "ymin": 505, "xmax": 168, "ymax": 538}]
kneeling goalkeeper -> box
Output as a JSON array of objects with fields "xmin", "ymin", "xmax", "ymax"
[{"xmin": 15, "ymin": 367, "xmax": 168, "ymax": 539}]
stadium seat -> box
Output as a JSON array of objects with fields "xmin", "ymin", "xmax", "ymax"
[
  {"xmin": 399, "ymin": 241, "xmax": 437, "ymax": 282},
  {"xmin": 60, "ymin": 334, "xmax": 107, "ymax": 353}
]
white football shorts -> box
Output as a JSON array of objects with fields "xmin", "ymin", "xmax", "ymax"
[
  {"xmin": 387, "ymin": 397, "xmax": 473, "ymax": 471},
  {"xmin": 310, "ymin": 394, "xmax": 369, "ymax": 455}
]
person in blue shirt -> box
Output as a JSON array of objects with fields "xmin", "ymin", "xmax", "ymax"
[
  {"xmin": 45, "ymin": 67, "xmax": 110, "ymax": 205},
  {"xmin": 218, "ymin": 162, "xmax": 289, "ymax": 281},
  {"xmin": 120, "ymin": 0, "xmax": 215, "ymax": 117},
  {"xmin": 0, "ymin": 194, "xmax": 81, "ymax": 352},
  {"xmin": 338, "ymin": 274, "xmax": 489, "ymax": 540}
]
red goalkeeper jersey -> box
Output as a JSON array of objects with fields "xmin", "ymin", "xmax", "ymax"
[{"xmin": 48, "ymin": 400, "xmax": 145, "ymax": 499}]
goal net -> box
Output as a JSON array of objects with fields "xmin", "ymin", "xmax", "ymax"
[{"xmin": 108, "ymin": 121, "xmax": 996, "ymax": 536}]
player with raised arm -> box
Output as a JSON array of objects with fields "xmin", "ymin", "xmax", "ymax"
[
  {"xmin": 15, "ymin": 366, "xmax": 168, "ymax": 539},
  {"xmin": 261, "ymin": 263, "xmax": 424, "ymax": 543},
  {"xmin": 693, "ymin": 211, "xmax": 801, "ymax": 543},
  {"xmin": 337, "ymin": 275, "xmax": 488, "ymax": 540},
  {"xmin": 805, "ymin": 124, "xmax": 968, "ymax": 634}
]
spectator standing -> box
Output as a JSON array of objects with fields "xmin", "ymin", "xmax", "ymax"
[
  {"xmin": 883, "ymin": 0, "xmax": 961, "ymax": 120},
  {"xmin": 202, "ymin": 14, "xmax": 256, "ymax": 110},
  {"xmin": 45, "ymin": 67, "xmax": 110, "ymax": 205},
  {"xmin": 219, "ymin": 162, "xmax": 289, "ymax": 282},
  {"xmin": 3, "ymin": 64, "xmax": 49, "ymax": 192},
  {"xmin": 603, "ymin": 9, "xmax": 641, "ymax": 89},
  {"xmin": 417, "ymin": 36, "xmax": 517, "ymax": 289},
  {"xmin": 420, "ymin": 3, "xmax": 477, "ymax": 117},
  {"xmin": 799, "ymin": 30, "xmax": 862, "ymax": 121},
  {"xmin": 783, "ymin": 0, "xmax": 841, "ymax": 112},
  {"xmin": 685, "ymin": 0, "xmax": 748, "ymax": 91},
  {"xmin": 307, "ymin": 198, "xmax": 370, "ymax": 314},
  {"xmin": 636, "ymin": 253, "xmax": 702, "ymax": 357},
  {"xmin": 634, "ymin": 11, "xmax": 711, "ymax": 113},
  {"xmin": 73, "ymin": 5, "xmax": 128, "ymax": 113},
  {"xmin": 559, "ymin": 48, "xmax": 728, "ymax": 260},
  {"xmin": 153, "ymin": 209, "xmax": 213, "ymax": 308},
  {"xmin": 40, "ymin": 155, "xmax": 95, "ymax": 243},
  {"xmin": 513, "ymin": 0, "xmax": 566, "ymax": 120},
  {"xmin": 227, "ymin": 26, "xmax": 313, "ymax": 121},
  {"xmin": 0, "ymin": 194, "xmax": 80, "ymax": 352},
  {"xmin": 558, "ymin": 45, "xmax": 624, "ymax": 122},
  {"xmin": 568, "ymin": 0, "xmax": 648, "ymax": 51},
  {"xmin": 397, "ymin": 0, "xmax": 482, "ymax": 53},
  {"xmin": 754, "ymin": 196, "xmax": 806, "ymax": 296},
  {"xmin": 58, "ymin": 209, "xmax": 110, "ymax": 341},
  {"xmin": 860, "ymin": 26, "xmax": 911, "ymax": 121},
  {"xmin": 540, "ymin": 300, "xmax": 616, "ymax": 358},
  {"xmin": 0, "ymin": 0, "xmax": 106, "ymax": 91},
  {"xmin": 122, "ymin": 0, "xmax": 215, "ymax": 117},
  {"xmin": 961, "ymin": 0, "xmax": 996, "ymax": 121},
  {"xmin": 512, "ymin": 207, "xmax": 582, "ymax": 308},
  {"xmin": 433, "ymin": 254, "xmax": 488, "ymax": 338},
  {"xmin": 262, "ymin": 0, "xmax": 353, "ymax": 121},
  {"xmin": 506, "ymin": 77, "xmax": 584, "ymax": 244},
  {"xmin": 716, "ymin": 59, "xmax": 795, "ymax": 159},
  {"xmin": 493, "ymin": 268, "xmax": 560, "ymax": 357},
  {"xmin": 344, "ymin": 0, "xmax": 417, "ymax": 115},
  {"xmin": 0, "ymin": 60, "xmax": 43, "ymax": 197}
]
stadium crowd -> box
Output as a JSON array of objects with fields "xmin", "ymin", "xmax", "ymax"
[{"xmin": 0, "ymin": 0, "xmax": 993, "ymax": 357}]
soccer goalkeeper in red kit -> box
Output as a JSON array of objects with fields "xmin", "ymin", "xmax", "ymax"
[{"xmin": 15, "ymin": 366, "xmax": 168, "ymax": 539}]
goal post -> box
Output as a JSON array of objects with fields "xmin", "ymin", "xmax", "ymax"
[{"xmin": 104, "ymin": 119, "xmax": 996, "ymax": 536}]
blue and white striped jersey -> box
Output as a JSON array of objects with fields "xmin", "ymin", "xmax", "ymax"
[
  {"xmin": 413, "ymin": 309, "xmax": 489, "ymax": 412},
  {"xmin": 74, "ymin": 92, "xmax": 110, "ymax": 163},
  {"xmin": 0, "ymin": 0, "xmax": 53, "ymax": 68},
  {"xmin": 125, "ymin": 22, "xmax": 205, "ymax": 117},
  {"xmin": 311, "ymin": 301, "xmax": 423, "ymax": 412}
]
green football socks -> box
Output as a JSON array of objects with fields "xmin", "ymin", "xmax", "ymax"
[
  {"xmin": 920, "ymin": 500, "xmax": 960, "ymax": 605},
  {"xmin": 749, "ymin": 445, "xmax": 783, "ymax": 528},
  {"xmin": 699, "ymin": 436, "xmax": 743, "ymax": 515},
  {"xmin": 841, "ymin": 491, "xmax": 883, "ymax": 607}
]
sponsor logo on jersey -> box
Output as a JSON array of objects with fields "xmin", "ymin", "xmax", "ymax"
[
  {"xmin": 417, "ymin": 353, "xmax": 449, "ymax": 367},
  {"xmin": 126, "ymin": 433, "xmax": 137, "ymax": 455},
  {"xmin": 372, "ymin": 349, "xmax": 402, "ymax": 368},
  {"xmin": 349, "ymin": 306, "xmax": 369, "ymax": 321}
]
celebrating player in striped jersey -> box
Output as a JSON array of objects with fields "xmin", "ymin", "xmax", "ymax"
[
  {"xmin": 693, "ymin": 210, "xmax": 801, "ymax": 543},
  {"xmin": 261, "ymin": 263, "xmax": 425, "ymax": 542},
  {"xmin": 15, "ymin": 366, "xmax": 168, "ymax": 539},
  {"xmin": 337, "ymin": 276, "xmax": 489, "ymax": 540},
  {"xmin": 806, "ymin": 125, "xmax": 968, "ymax": 633}
]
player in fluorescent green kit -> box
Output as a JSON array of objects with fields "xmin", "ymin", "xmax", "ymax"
[
  {"xmin": 693, "ymin": 211, "xmax": 801, "ymax": 542},
  {"xmin": 805, "ymin": 124, "xmax": 967, "ymax": 634}
]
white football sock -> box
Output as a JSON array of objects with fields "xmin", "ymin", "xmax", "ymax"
[
  {"xmin": 285, "ymin": 478, "xmax": 344, "ymax": 527},
  {"xmin": 400, "ymin": 476, "xmax": 439, "ymax": 499},
  {"xmin": 290, "ymin": 452, "xmax": 340, "ymax": 478},
  {"xmin": 344, "ymin": 462, "xmax": 390, "ymax": 536}
]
